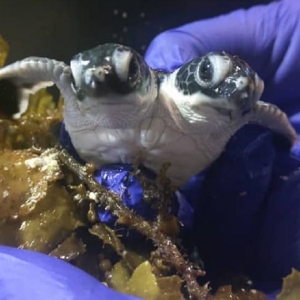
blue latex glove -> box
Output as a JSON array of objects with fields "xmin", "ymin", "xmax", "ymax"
[
  {"xmin": 0, "ymin": 245, "xmax": 139, "ymax": 300},
  {"xmin": 145, "ymin": 0, "xmax": 300, "ymax": 297}
]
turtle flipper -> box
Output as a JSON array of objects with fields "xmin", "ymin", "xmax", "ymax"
[
  {"xmin": 0, "ymin": 57, "xmax": 69, "ymax": 115},
  {"xmin": 249, "ymin": 101, "xmax": 298, "ymax": 145},
  {"xmin": 0, "ymin": 57, "xmax": 68, "ymax": 89}
]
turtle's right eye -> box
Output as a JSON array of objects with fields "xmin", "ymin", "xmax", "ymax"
[
  {"xmin": 198, "ymin": 57, "xmax": 213, "ymax": 83},
  {"xmin": 195, "ymin": 54, "xmax": 232, "ymax": 88},
  {"xmin": 195, "ymin": 56, "xmax": 214, "ymax": 88},
  {"xmin": 128, "ymin": 56, "xmax": 140, "ymax": 87}
]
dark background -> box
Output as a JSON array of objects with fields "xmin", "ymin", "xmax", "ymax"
[{"xmin": 0, "ymin": 0, "xmax": 273, "ymax": 63}]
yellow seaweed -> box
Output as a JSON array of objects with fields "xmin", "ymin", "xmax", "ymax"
[
  {"xmin": 110, "ymin": 260, "xmax": 132, "ymax": 293},
  {"xmin": 277, "ymin": 269, "xmax": 300, "ymax": 300},
  {"xmin": 0, "ymin": 88, "xmax": 63, "ymax": 150},
  {"xmin": 0, "ymin": 149, "xmax": 83, "ymax": 253},
  {"xmin": 127, "ymin": 261, "xmax": 160, "ymax": 300},
  {"xmin": 110, "ymin": 260, "xmax": 184, "ymax": 300}
]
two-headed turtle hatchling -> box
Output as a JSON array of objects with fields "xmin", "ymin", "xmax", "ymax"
[{"xmin": 0, "ymin": 43, "xmax": 297, "ymax": 186}]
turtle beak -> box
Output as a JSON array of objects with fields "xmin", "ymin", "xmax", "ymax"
[
  {"xmin": 234, "ymin": 56, "xmax": 264, "ymax": 102},
  {"xmin": 224, "ymin": 55, "xmax": 264, "ymax": 115}
]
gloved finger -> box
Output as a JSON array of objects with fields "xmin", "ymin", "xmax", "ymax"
[
  {"xmin": 191, "ymin": 125, "xmax": 275, "ymax": 284},
  {"xmin": 0, "ymin": 245, "xmax": 140, "ymax": 300},
  {"xmin": 250, "ymin": 144, "xmax": 300, "ymax": 285},
  {"xmin": 95, "ymin": 164, "xmax": 193, "ymax": 231},
  {"xmin": 95, "ymin": 164, "xmax": 158, "ymax": 225},
  {"xmin": 191, "ymin": 128, "xmax": 300, "ymax": 292},
  {"xmin": 145, "ymin": 0, "xmax": 300, "ymax": 115}
]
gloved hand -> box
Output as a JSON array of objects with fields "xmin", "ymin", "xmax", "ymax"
[
  {"xmin": 145, "ymin": 0, "xmax": 300, "ymax": 118},
  {"xmin": 60, "ymin": 0, "xmax": 300, "ymax": 297},
  {"xmin": 5, "ymin": 1, "xmax": 300, "ymax": 300},
  {"xmin": 145, "ymin": 0, "xmax": 300, "ymax": 296},
  {"xmin": 0, "ymin": 245, "xmax": 139, "ymax": 300}
]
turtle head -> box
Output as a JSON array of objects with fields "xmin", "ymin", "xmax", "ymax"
[
  {"xmin": 69, "ymin": 44, "xmax": 157, "ymax": 127},
  {"xmin": 172, "ymin": 52, "xmax": 264, "ymax": 123}
]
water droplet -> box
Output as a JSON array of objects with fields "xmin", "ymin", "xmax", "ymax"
[
  {"xmin": 122, "ymin": 12, "xmax": 127, "ymax": 18},
  {"xmin": 123, "ymin": 26, "xmax": 128, "ymax": 33},
  {"xmin": 113, "ymin": 9, "xmax": 119, "ymax": 15},
  {"xmin": 112, "ymin": 33, "xmax": 118, "ymax": 39},
  {"xmin": 140, "ymin": 12, "xmax": 145, "ymax": 18}
]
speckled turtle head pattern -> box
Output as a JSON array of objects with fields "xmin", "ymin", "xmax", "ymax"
[
  {"xmin": 157, "ymin": 51, "xmax": 264, "ymax": 131},
  {"xmin": 176, "ymin": 52, "xmax": 261, "ymax": 114},
  {"xmin": 0, "ymin": 43, "xmax": 297, "ymax": 186}
]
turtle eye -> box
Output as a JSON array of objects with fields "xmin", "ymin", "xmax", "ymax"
[
  {"xmin": 195, "ymin": 54, "xmax": 232, "ymax": 88},
  {"xmin": 198, "ymin": 57, "xmax": 213, "ymax": 83},
  {"xmin": 195, "ymin": 56, "xmax": 214, "ymax": 87},
  {"xmin": 128, "ymin": 56, "xmax": 140, "ymax": 85}
]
